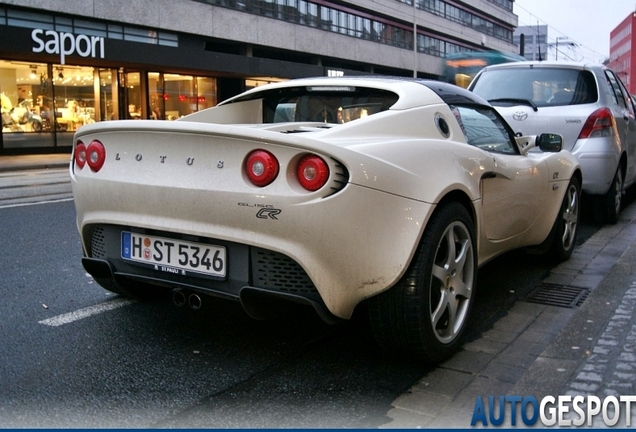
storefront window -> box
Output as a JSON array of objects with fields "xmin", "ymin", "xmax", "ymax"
[
  {"xmin": 196, "ymin": 77, "xmax": 217, "ymax": 111},
  {"xmin": 149, "ymin": 73, "xmax": 217, "ymax": 120},
  {"xmin": 52, "ymin": 64, "xmax": 96, "ymax": 132},
  {"xmin": 1, "ymin": 60, "xmax": 219, "ymax": 151},
  {"xmin": 99, "ymin": 69, "xmax": 117, "ymax": 121},
  {"xmin": 1, "ymin": 62, "xmax": 48, "ymax": 133},
  {"xmin": 0, "ymin": 60, "xmax": 55, "ymax": 148},
  {"xmin": 148, "ymin": 72, "xmax": 164, "ymax": 120},
  {"xmin": 164, "ymin": 74, "xmax": 194, "ymax": 120},
  {"xmin": 245, "ymin": 77, "xmax": 287, "ymax": 90},
  {"xmin": 124, "ymin": 71, "xmax": 143, "ymax": 119}
]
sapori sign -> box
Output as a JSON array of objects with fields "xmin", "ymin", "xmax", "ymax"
[{"xmin": 31, "ymin": 29, "xmax": 105, "ymax": 65}]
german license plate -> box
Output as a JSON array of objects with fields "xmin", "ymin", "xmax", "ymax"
[{"xmin": 121, "ymin": 231, "xmax": 226, "ymax": 278}]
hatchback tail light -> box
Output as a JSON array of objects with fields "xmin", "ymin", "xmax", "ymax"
[
  {"xmin": 578, "ymin": 108, "xmax": 616, "ymax": 139},
  {"xmin": 245, "ymin": 150, "xmax": 279, "ymax": 187},
  {"xmin": 297, "ymin": 154, "xmax": 329, "ymax": 191}
]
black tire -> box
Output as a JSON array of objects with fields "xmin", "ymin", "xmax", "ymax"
[
  {"xmin": 548, "ymin": 176, "xmax": 581, "ymax": 262},
  {"xmin": 368, "ymin": 202, "xmax": 477, "ymax": 363},
  {"xmin": 596, "ymin": 165, "xmax": 623, "ymax": 224}
]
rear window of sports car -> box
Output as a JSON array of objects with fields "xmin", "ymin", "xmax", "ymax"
[{"xmin": 229, "ymin": 86, "xmax": 399, "ymax": 124}]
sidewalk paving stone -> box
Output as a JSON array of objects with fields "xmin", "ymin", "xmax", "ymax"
[{"xmin": 381, "ymin": 201, "xmax": 636, "ymax": 428}]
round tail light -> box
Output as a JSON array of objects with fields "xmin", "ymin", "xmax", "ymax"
[
  {"xmin": 245, "ymin": 150, "xmax": 279, "ymax": 187},
  {"xmin": 75, "ymin": 141, "xmax": 87, "ymax": 169},
  {"xmin": 297, "ymin": 154, "xmax": 329, "ymax": 191},
  {"xmin": 86, "ymin": 140, "xmax": 106, "ymax": 172}
]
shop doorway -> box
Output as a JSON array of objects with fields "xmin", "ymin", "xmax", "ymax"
[{"xmin": 120, "ymin": 71, "xmax": 145, "ymax": 120}]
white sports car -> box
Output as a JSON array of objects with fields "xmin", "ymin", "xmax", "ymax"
[{"xmin": 71, "ymin": 77, "xmax": 581, "ymax": 362}]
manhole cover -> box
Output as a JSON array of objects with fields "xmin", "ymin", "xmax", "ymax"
[{"xmin": 526, "ymin": 284, "xmax": 590, "ymax": 308}]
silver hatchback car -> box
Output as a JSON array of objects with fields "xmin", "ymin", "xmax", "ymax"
[{"xmin": 469, "ymin": 61, "xmax": 636, "ymax": 223}]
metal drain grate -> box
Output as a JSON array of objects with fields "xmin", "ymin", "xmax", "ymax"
[{"xmin": 526, "ymin": 284, "xmax": 590, "ymax": 308}]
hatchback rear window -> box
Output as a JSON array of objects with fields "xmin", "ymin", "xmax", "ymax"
[{"xmin": 471, "ymin": 68, "xmax": 598, "ymax": 108}]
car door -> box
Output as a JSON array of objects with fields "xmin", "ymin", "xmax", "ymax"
[
  {"xmin": 606, "ymin": 70, "xmax": 636, "ymax": 185},
  {"xmin": 452, "ymin": 105, "xmax": 549, "ymax": 241}
]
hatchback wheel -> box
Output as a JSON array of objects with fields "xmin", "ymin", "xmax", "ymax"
[
  {"xmin": 368, "ymin": 202, "xmax": 476, "ymax": 363},
  {"xmin": 597, "ymin": 166, "xmax": 623, "ymax": 224},
  {"xmin": 549, "ymin": 177, "xmax": 580, "ymax": 262}
]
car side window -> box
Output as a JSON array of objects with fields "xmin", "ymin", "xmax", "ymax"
[
  {"xmin": 450, "ymin": 105, "xmax": 517, "ymax": 154},
  {"xmin": 614, "ymin": 73, "xmax": 636, "ymax": 117},
  {"xmin": 605, "ymin": 71, "xmax": 627, "ymax": 109}
]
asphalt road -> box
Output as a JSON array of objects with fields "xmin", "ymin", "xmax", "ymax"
[
  {"xmin": 0, "ymin": 200, "xmax": 427, "ymax": 428},
  {"xmin": 0, "ymin": 167, "xmax": 71, "ymax": 207},
  {"xmin": 0, "ymin": 196, "xmax": 603, "ymax": 428}
]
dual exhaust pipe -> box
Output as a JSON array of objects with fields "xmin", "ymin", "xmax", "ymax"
[{"xmin": 172, "ymin": 289, "xmax": 202, "ymax": 310}]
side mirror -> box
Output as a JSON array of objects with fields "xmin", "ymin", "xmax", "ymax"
[{"xmin": 536, "ymin": 133, "xmax": 563, "ymax": 153}]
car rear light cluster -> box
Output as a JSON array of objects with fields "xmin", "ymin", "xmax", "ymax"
[
  {"xmin": 578, "ymin": 108, "xmax": 616, "ymax": 139},
  {"xmin": 296, "ymin": 154, "xmax": 329, "ymax": 191},
  {"xmin": 244, "ymin": 149, "xmax": 331, "ymax": 191},
  {"xmin": 245, "ymin": 150, "xmax": 279, "ymax": 187},
  {"xmin": 75, "ymin": 140, "xmax": 106, "ymax": 172}
]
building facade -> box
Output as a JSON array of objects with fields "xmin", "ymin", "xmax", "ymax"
[
  {"xmin": 609, "ymin": 12, "xmax": 636, "ymax": 94},
  {"xmin": 514, "ymin": 25, "xmax": 547, "ymax": 61},
  {"xmin": 0, "ymin": 0, "xmax": 517, "ymax": 153}
]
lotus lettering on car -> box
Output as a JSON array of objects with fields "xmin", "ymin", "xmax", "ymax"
[{"xmin": 71, "ymin": 76, "xmax": 582, "ymax": 362}]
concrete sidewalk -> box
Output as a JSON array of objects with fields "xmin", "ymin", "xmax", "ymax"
[
  {"xmin": 0, "ymin": 153, "xmax": 71, "ymax": 173},
  {"xmin": 381, "ymin": 203, "xmax": 636, "ymax": 428}
]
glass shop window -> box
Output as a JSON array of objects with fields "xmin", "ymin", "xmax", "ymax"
[
  {"xmin": 52, "ymin": 64, "xmax": 97, "ymax": 132},
  {"xmin": 149, "ymin": 73, "xmax": 218, "ymax": 120},
  {"xmin": 164, "ymin": 74, "xmax": 193, "ymax": 120},
  {"xmin": 1, "ymin": 61, "xmax": 49, "ymax": 134}
]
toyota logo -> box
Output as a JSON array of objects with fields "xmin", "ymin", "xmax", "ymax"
[{"xmin": 513, "ymin": 111, "xmax": 528, "ymax": 121}]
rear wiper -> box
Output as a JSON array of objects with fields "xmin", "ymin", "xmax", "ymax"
[{"xmin": 488, "ymin": 98, "xmax": 538, "ymax": 112}]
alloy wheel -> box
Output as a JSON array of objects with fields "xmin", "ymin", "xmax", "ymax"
[{"xmin": 429, "ymin": 220, "xmax": 474, "ymax": 344}]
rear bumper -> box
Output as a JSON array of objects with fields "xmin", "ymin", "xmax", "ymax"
[
  {"xmin": 73, "ymin": 179, "xmax": 432, "ymax": 319},
  {"xmin": 571, "ymin": 138, "xmax": 620, "ymax": 195},
  {"xmin": 82, "ymin": 226, "xmax": 339, "ymax": 324}
]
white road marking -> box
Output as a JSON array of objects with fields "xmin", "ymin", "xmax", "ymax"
[
  {"xmin": 0, "ymin": 197, "xmax": 73, "ymax": 209},
  {"xmin": 38, "ymin": 298, "xmax": 136, "ymax": 327}
]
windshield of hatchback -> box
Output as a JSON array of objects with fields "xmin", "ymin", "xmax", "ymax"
[
  {"xmin": 471, "ymin": 68, "xmax": 598, "ymax": 108},
  {"xmin": 229, "ymin": 86, "xmax": 399, "ymax": 124}
]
